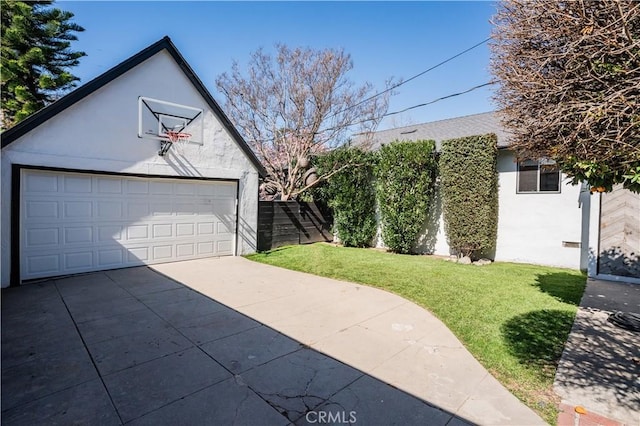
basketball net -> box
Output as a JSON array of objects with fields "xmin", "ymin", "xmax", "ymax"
[{"xmin": 165, "ymin": 130, "xmax": 191, "ymax": 156}]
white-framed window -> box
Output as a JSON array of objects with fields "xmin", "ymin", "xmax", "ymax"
[{"xmin": 517, "ymin": 159, "xmax": 561, "ymax": 193}]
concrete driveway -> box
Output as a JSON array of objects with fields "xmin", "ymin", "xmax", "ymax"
[{"xmin": 1, "ymin": 257, "xmax": 544, "ymax": 425}]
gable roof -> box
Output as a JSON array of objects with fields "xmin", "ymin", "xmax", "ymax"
[
  {"xmin": 357, "ymin": 111, "xmax": 512, "ymax": 151},
  {"xmin": 1, "ymin": 36, "xmax": 266, "ymax": 177}
]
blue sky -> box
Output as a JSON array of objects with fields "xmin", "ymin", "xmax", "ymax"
[{"xmin": 60, "ymin": 1, "xmax": 497, "ymax": 130}]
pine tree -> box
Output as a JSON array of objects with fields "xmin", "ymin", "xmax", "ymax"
[{"xmin": 1, "ymin": 0, "xmax": 85, "ymax": 128}]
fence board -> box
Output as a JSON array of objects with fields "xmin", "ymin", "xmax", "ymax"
[{"xmin": 257, "ymin": 201, "xmax": 333, "ymax": 251}]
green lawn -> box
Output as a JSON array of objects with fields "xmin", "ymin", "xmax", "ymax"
[{"xmin": 246, "ymin": 243, "xmax": 586, "ymax": 424}]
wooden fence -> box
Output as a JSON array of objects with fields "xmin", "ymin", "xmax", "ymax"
[{"xmin": 257, "ymin": 201, "xmax": 333, "ymax": 251}]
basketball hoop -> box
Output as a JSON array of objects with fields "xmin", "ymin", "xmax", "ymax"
[{"xmin": 159, "ymin": 130, "xmax": 191, "ymax": 156}]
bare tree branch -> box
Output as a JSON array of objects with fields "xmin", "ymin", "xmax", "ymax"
[
  {"xmin": 490, "ymin": 0, "xmax": 640, "ymax": 191},
  {"xmin": 216, "ymin": 45, "xmax": 395, "ymax": 200}
]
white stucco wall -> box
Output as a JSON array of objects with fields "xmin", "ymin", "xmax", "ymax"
[
  {"xmin": 493, "ymin": 150, "xmax": 588, "ymax": 269},
  {"xmin": 376, "ymin": 150, "xmax": 589, "ymax": 269},
  {"xmin": 1, "ymin": 51, "xmax": 260, "ymax": 287}
]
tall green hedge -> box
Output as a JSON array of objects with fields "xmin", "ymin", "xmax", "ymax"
[
  {"xmin": 376, "ymin": 140, "xmax": 437, "ymax": 254},
  {"xmin": 313, "ymin": 148, "xmax": 377, "ymax": 247},
  {"xmin": 439, "ymin": 134, "xmax": 498, "ymax": 258}
]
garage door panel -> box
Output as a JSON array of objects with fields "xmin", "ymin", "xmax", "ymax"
[
  {"xmin": 127, "ymin": 225, "xmax": 149, "ymax": 240},
  {"xmin": 64, "ymin": 227, "xmax": 93, "ymax": 244},
  {"xmin": 26, "ymin": 201, "xmax": 59, "ymax": 219},
  {"xmin": 26, "ymin": 173, "xmax": 59, "ymax": 192},
  {"xmin": 26, "ymin": 228, "xmax": 60, "ymax": 247},
  {"xmin": 176, "ymin": 243, "xmax": 194, "ymax": 257},
  {"xmin": 198, "ymin": 242, "xmax": 214, "ymax": 255},
  {"xmin": 97, "ymin": 201, "xmax": 123, "ymax": 219},
  {"xmin": 176, "ymin": 204, "xmax": 197, "ymax": 215},
  {"xmin": 127, "ymin": 180, "xmax": 149, "ymax": 194},
  {"xmin": 98, "ymin": 249, "xmax": 124, "ymax": 266},
  {"xmin": 217, "ymin": 240, "xmax": 233, "ymax": 254},
  {"xmin": 27, "ymin": 254, "xmax": 60, "ymax": 274},
  {"xmin": 65, "ymin": 252, "xmax": 93, "ymax": 270},
  {"xmin": 213, "ymin": 199, "xmax": 234, "ymax": 213},
  {"xmin": 150, "ymin": 181, "xmax": 172, "ymax": 195},
  {"xmin": 21, "ymin": 170, "xmax": 237, "ymax": 280},
  {"xmin": 176, "ymin": 223, "xmax": 194, "ymax": 237},
  {"xmin": 151, "ymin": 203, "xmax": 172, "ymax": 216},
  {"xmin": 97, "ymin": 177, "xmax": 122, "ymax": 194},
  {"xmin": 216, "ymin": 184, "xmax": 236, "ymax": 198},
  {"xmin": 129, "ymin": 203, "xmax": 149, "ymax": 218},
  {"xmin": 127, "ymin": 247, "xmax": 149, "ymax": 262},
  {"xmin": 195, "ymin": 203, "xmax": 212, "ymax": 215},
  {"xmin": 152, "ymin": 245, "xmax": 173, "ymax": 260},
  {"xmin": 64, "ymin": 201, "xmax": 92, "ymax": 218},
  {"xmin": 198, "ymin": 223, "xmax": 214, "ymax": 235},
  {"xmin": 197, "ymin": 184, "xmax": 216, "ymax": 196},
  {"xmin": 98, "ymin": 225, "xmax": 123, "ymax": 242},
  {"xmin": 64, "ymin": 176, "xmax": 92, "ymax": 193},
  {"xmin": 175, "ymin": 183, "xmax": 196, "ymax": 195},
  {"xmin": 152, "ymin": 224, "xmax": 173, "ymax": 238}
]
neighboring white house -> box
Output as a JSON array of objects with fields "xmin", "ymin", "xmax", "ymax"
[
  {"xmin": 0, "ymin": 37, "xmax": 266, "ymax": 287},
  {"xmin": 364, "ymin": 112, "xmax": 640, "ymax": 280}
]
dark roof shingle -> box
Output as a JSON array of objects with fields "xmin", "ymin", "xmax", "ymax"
[{"xmin": 357, "ymin": 111, "xmax": 512, "ymax": 150}]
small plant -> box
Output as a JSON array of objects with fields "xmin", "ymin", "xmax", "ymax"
[{"xmin": 375, "ymin": 140, "xmax": 437, "ymax": 254}]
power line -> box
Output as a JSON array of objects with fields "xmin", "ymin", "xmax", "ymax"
[
  {"xmin": 316, "ymin": 81, "xmax": 496, "ymax": 136},
  {"xmin": 383, "ymin": 82, "xmax": 495, "ymax": 117},
  {"xmin": 330, "ymin": 37, "xmax": 492, "ymax": 117}
]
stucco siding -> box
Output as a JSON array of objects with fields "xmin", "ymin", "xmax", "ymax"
[
  {"xmin": 1, "ymin": 51, "xmax": 259, "ymax": 287},
  {"xmin": 493, "ymin": 150, "xmax": 588, "ymax": 269}
]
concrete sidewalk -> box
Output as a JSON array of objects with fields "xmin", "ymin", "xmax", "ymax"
[
  {"xmin": 554, "ymin": 279, "xmax": 640, "ymax": 425},
  {"xmin": 152, "ymin": 256, "xmax": 545, "ymax": 425}
]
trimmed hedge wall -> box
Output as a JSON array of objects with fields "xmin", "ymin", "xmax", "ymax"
[
  {"xmin": 439, "ymin": 134, "xmax": 498, "ymax": 258},
  {"xmin": 376, "ymin": 140, "xmax": 437, "ymax": 254},
  {"xmin": 313, "ymin": 148, "xmax": 377, "ymax": 247}
]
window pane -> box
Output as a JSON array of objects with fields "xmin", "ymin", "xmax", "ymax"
[
  {"xmin": 540, "ymin": 165, "xmax": 560, "ymax": 191},
  {"xmin": 518, "ymin": 163, "xmax": 538, "ymax": 192}
]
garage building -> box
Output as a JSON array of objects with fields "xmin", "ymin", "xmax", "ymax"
[{"xmin": 1, "ymin": 36, "xmax": 265, "ymax": 287}]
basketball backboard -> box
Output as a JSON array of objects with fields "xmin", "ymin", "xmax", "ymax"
[{"xmin": 138, "ymin": 96, "xmax": 204, "ymax": 144}]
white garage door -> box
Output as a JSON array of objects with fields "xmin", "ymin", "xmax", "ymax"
[{"xmin": 21, "ymin": 170, "xmax": 237, "ymax": 280}]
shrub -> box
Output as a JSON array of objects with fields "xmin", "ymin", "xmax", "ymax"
[
  {"xmin": 439, "ymin": 134, "xmax": 498, "ymax": 258},
  {"xmin": 312, "ymin": 148, "xmax": 377, "ymax": 247},
  {"xmin": 375, "ymin": 140, "xmax": 437, "ymax": 254}
]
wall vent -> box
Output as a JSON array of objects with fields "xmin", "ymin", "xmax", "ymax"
[{"xmin": 562, "ymin": 241, "xmax": 581, "ymax": 248}]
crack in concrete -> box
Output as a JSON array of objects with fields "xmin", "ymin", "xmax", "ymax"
[
  {"xmin": 232, "ymin": 391, "xmax": 251, "ymax": 425},
  {"xmin": 257, "ymin": 389, "xmax": 325, "ymax": 422}
]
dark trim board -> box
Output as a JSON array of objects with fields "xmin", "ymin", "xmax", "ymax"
[
  {"xmin": 10, "ymin": 164, "xmax": 21, "ymax": 287},
  {"xmin": 1, "ymin": 36, "xmax": 266, "ymax": 177},
  {"xmin": 14, "ymin": 164, "xmax": 242, "ymax": 184},
  {"xmin": 234, "ymin": 180, "xmax": 240, "ymax": 257},
  {"xmin": 10, "ymin": 164, "xmax": 241, "ymax": 286}
]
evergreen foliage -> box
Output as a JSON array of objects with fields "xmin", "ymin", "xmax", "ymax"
[
  {"xmin": 1, "ymin": 0, "xmax": 85, "ymax": 128},
  {"xmin": 312, "ymin": 148, "xmax": 377, "ymax": 247},
  {"xmin": 439, "ymin": 134, "xmax": 498, "ymax": 258},
  {"xmin": 376, "ymin": 140, "xmax": 437, "ymax": 254}
]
